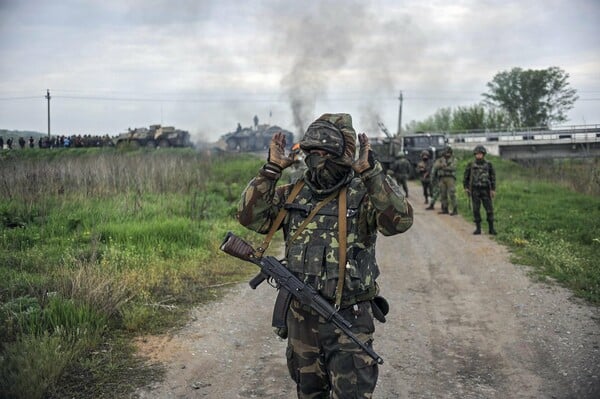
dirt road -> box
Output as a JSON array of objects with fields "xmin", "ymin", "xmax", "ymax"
[{"xmin": 136, "ymin": 183, "xmax": 599, "ymax": 398}]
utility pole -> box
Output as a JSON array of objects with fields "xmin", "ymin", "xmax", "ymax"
[
  {"xmin": 397, "ymin": 90, "xmax": 403, "ymax": 136},
  {"xmin": 45, "ymin": 89, "xmax": 51, "ymax": 137}
]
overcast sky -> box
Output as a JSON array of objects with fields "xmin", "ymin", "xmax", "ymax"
[{"xmin": 0, "ymin": 0, "xmax": 598, "ymax": 143}]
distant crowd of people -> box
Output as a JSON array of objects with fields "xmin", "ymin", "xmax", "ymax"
[{"xmin": 0, "ymin": 134, "xmax": 115, "ymax": 150}]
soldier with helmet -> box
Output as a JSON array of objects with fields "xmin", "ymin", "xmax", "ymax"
[
  {"xmin": 389, "ymin": 152, "xmax": 411, "ymax": 197},
  {"xmin": 416, "ymin": 149, "xmax": 433, "ymax": 204},
  {"xmin": 437, "ymin": 146, "xmax": 458, "ymax": 215},
  {"xmin": 464, "ymin": 145, "xmax": 497, "ymax": 235},
  {"xmin": 238, "ymin": 113, "xmax": 413, "ymax": 398}
]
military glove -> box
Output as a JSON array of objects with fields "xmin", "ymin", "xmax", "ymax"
[
  {"xmin": 352, "ymin": 133, "xmax": 375, "ymax": 174},
  {"xmin": 267, "ymin": 132, "xmax": 294, "ymax": 170}
]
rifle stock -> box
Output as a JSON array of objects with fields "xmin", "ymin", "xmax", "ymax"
[{"xmin": 220, "ymin": 232, "xmax": 384, "ymax": 364}]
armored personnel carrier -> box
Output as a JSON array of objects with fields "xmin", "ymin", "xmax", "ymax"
[
  {"xmin": 221, "ymin": 123, "xmax": 294, "ymax": 152},
  {"xmin": 115, "ymin": 125, "xmax": 191, "ymax": 148}
]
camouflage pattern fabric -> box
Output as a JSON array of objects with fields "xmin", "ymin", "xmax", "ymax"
[
  {"xmin": 463, "ymin": 159, "xmax": 496, "ymax": 224},
  {"xmin": 438, "ymin": 156, "xmax": 457, "ymax": 210},
  {"xmin": 286, "ymin": 299, "xmax": 378, "ymax": 398}
]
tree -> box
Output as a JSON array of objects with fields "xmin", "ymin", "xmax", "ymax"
[{"xmin": 482, "ymin": 66, "xmax": 578, "ymax": 128}]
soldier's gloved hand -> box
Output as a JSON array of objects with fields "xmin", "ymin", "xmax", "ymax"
[
  {"xmin": 267, "ymin": 132, "xmax": 294, "ymax": 170},
  {"xmin": 352, "ymin": 133, "xmax": 375, "ymax": 174}
]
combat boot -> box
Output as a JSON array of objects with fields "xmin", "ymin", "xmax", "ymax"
[
  {"xmin": 426, "ymin": 204, "xmax": 434, "ymax": 210},
  {"xmin": 473, "ymin": 223, "xmax": 481, "ymax": 235},
  {"xmin": 488, "ymin": 220, "xmax": 497, "ymax": 235},
  {"xmin": 451, "ymin": 207, "xmax": 458, "ymax": 216},
  {"xmin": 438, "ymin": 206, "xmax": 449, "ymax": 214}
]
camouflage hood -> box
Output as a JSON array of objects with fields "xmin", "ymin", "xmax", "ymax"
[{"xmin": 299, "ymin": 113, "xmax": 356, "ymax": 167}]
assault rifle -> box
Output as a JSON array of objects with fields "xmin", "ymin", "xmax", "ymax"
[{"xmin": 220, "ymin": 232, "xmax": 384, "ymax": 365}]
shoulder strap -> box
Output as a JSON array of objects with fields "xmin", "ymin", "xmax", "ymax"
[
  {"xmin": 255, "ymin": 180, "xmax": 305, "ymax": 258},
  {"xmin": 335, "ymin": 187, "xmax": 348, "ymax": 309}
]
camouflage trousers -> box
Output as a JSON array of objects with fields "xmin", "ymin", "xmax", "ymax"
[
  {"xmin": 286, "ymin": 299, "xmax": 378, "ymax": 399},
  {"xmin": 439, "ymin": 176, "xmax": 457, "ymax": 210},
  {"xmin": 430, "ymin": 181, "xmax": 440, "ymax": 205}
]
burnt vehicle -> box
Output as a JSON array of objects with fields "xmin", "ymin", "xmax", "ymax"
[
  {"xmin": 221, "ymin": 123, "xmax": 294, "ymax": 152},
  {"xmin": 370, "ymin": 122, "xmax": 447, "ymax": 178},
  {"xmin": 115, "ymin": 125, "xmax": 191, "ymax": 148}
]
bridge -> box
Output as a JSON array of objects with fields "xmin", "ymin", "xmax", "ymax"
[{"xmin": 446, "ymin": 125, "xmax": 600, "ymax": 160}]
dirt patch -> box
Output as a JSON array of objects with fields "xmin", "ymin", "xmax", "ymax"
[{"xmin": 135, "ymin": 182, "xmax": 600, "ymax": 398}]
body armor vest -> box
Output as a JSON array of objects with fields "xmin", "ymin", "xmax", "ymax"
[
  {"xmin": 283, "ymin": 178, "xmax": 379, "ymax": 306},
  {"xmin": 470, "ymin": 161, "xmax": 491, "ymax": 188}
]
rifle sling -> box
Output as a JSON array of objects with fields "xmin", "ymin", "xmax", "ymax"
[
  {"xmin": 335, "ymin": 187, "xmax": 348, "ymax": 309},
  {"xmin": 255, "ymin": 180, "xmax": 305, "ymax": 258}
]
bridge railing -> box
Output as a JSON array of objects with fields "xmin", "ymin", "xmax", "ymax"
[{"xmin": 445, "ymin": 124, "xmax": 600, "ymax": 144}]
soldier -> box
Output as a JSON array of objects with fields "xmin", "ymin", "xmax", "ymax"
[
  {"xmin": 464, "ymin": 145, "xmax": 497, "ymax": 235},
  {"xmin": 425, "ymin": 156, "xmax": 443, "ymax": 210},
  {"xmin": 238, "ymin": 113, "xmax": 413, "ymax": 399},
  {"xmin": 416, "ymin": 150, "xmax": 432, "ymax": 204},
  {"xmin": 437, "ymin": 146, "xmax": 458, "ymax": 215},
  {"xmin": 389, "ymin": 152, "xmax": 411, "ymax": 197}
]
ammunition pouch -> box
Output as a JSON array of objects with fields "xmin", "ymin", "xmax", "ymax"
[{"xmin": 371, "ymin": 295, "xmax": 389, "ymax": 323}]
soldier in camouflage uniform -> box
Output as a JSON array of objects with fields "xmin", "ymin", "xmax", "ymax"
[
  {"xmin": 463, "ymin": 145, "xmax": 497, "ymax": 235},
  {"xmin": 388, "ymin": 152, "xmax": 411, "ymax": 197},
  {"xmin": 437, "ymin": 146, "xmax": 458, "ymax": 215},
  {"xmin": 238, "ymin": 113, "xmax": 413, "ymax": 399},
  {"xmin": 416, "ymin": 150, "xmax": 432, "ymax": 204},
  {"xmin": 425, "ymin": 156, "xmax": 443, "ymax": 210}
]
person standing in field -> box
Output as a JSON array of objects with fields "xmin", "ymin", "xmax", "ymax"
[
  {"xmin": 464, "ymin": 145, "xmax": 497, "ymax": 235},
  {"xmin": 237, "ymin": 113, "xmax": 413, "ymax": 399}
]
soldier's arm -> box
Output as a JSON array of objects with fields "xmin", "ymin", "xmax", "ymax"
[
  {"xmin": 463, "ymin": 162, "xmax": 471, "ymax": 189},
  {"xmin": 360, "ymin": 162, "xmax": 413, "ymax": 236},
  {"xmin": 237, "ymin": 165, "xmax": 291, "ymax": 234},
  {"xmin": 489, "ymin": 162, "xmax": 496, "ymax": 191}
]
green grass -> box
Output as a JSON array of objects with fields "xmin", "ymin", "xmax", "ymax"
[{"xmin": 454, "ymin": 151, "xmax": 600, "ymax": 303}]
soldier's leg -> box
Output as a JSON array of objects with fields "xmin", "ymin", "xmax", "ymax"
[
  {"xmin": 472, "ymin": 190, "xmax": 483, "ymax": 234},
  {"xmin": 400, "ymin": 178, "xmax": 409, "ymax": 197},
  {"xmin": 438, "ymin": 178, "xmax": 449, "ymax": 213},
  {"xmin": 482, "ymin": 193, "xmax": 496, "ymax": 234},
  {"xmin": 322, "ymin": 302, "xmax": 378, "ymax": 399},
  {"xmin": 421, "ymin": 182, "xmax": 429, "ymax": 203},
  {"xmin": 287, "ymin": 301, "xmax": 330, "ymax": 398},
  {"xmin": 449, "ymin": 180, "xmax": 458, "ymax": 215}
]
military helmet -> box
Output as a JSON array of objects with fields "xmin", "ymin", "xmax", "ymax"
[
  {"xmin": 473, "ymin": 145, "xmax": 487, "ymax": 155},
  {"xmin": 300, "ymin": 113, "xmax": 356, "ymax": 166},
  {"xmin": 443, "ymin": 145, "xmax": 453, "ymax": 155},
  {"xmin": 420, "ymin": 150, "xmax": 430, "ymax": 159}
]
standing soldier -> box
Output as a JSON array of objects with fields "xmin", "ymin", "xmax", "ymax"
[
  {"xmin": 437, "ymin": 146, "xmax": 458, "ymax": 215},
  {"xmin": 464, "ymin": 145, "xmax": 497, "ymax": 235},
  {"xmin": 389, "ymin": 152, "xmax": 411, "ymax": 197},
  {"xmin": 416, "ymin": 150, "xmax": 432, "ymax": 204},
  {"xmin": 238, "ymin": 113, "xmax": 413, "ymax": 399}
]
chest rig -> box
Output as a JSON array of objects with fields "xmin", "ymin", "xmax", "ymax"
[
  {"xmin": 279, "ymin": 178, "xmax": 379, "ymax": 307},
  {"xmin": 470, "ymin": 161, "xmax": 491, "ymax": 188}
]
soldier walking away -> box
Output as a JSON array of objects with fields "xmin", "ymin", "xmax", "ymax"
[
  {"xmin": 389, "ymin": 152, "xmax": 411, "ymax": 197},
  {"xmin": 464, "ymin": 145, "xmax": 497, "ymax": 235},
  {"xmin": 237, "ymin": 113, "xmax": 413, "ymax": 399},
  {"xmin": 425, "ymin": 155, "xmax": 443, "ymax": 211},
  {"xmin": 437, "ymin": 146, "xmax": 458, "ymax": 215},
  {"xmin": 416, "ymin": 150, "xmax": 432, "ymax": 204}
]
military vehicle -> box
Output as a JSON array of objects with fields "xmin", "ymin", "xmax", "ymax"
[
  {"xmin": 221, "ymin": 123, "xmax": 294, "ymax": 152},
  {"xmin": 115, "ymin": 124, "xmax": 191, "ymax": 148},
  {"xmin": 370, "ymin": 122, "xmax": 447, "ymax": 178}
]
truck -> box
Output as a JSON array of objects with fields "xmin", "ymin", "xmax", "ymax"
[
  {"xmin": 114, "ymin": 124, "xmax": 192, "ymax": 148},
  {"xmin": 369, "ymin": 122, "xmax": 447, "ymax": 178}
]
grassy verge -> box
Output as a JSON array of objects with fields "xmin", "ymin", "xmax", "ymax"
[
  {"xmin": 453, "ymin": 152, "xmax": 600, "ymax": 303},
  {"xmin": 0, "ymin": 148, "xmax": 264, "ymax": 399}
]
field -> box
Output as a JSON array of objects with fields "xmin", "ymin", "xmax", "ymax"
[{"xmin": 0, "ymin": 147, "xmax": 598, "ymax": 398}]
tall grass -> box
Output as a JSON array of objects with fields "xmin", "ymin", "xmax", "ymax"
[
  {"xmin": 0, "ymin": 148, "xmax": 263, "ymax": 398},
  {"xmin": 454, "ymin": 151, "xmax": 600, "ymax": 303}
]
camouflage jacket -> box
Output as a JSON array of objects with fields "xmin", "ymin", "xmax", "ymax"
[
  {"xmin": 416, "ymin": 159, "xmax": 433, "ymax": 182},
  {"xmin": 463, "ymin": 159, "xmax": 496, "ymax": 191},
  {"xmin": 238, "ymin": 162, "xmax": 413, "ymax": 305},
  {"xmin": 437, "ymin": 156, "xmax": 457, "ymax": 178}
]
